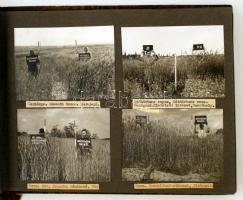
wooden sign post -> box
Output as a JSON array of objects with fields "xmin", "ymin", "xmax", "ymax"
[{"xmin": 194, "ymin": 115, "xmax": 208, "ymax": 138}]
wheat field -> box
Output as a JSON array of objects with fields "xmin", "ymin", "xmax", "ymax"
[
  {"xmin": 122, "ymin": 109, "xmax": 223, "ymax": 182},
  {"xmin": 123, "ymin": 53, "xmax": 224, "ymax": 98},
  {"xmin": 15, "ymin": 45, "xmax": 115, "ymax": 101},
  {"xmin": 18, "ymin": 136, "xmax": 110, "ymax": 182}
]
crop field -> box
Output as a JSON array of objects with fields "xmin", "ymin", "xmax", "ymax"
[
  {"xmin": 18, "ymin": 136, "xmax": 110, "ymax": 181},
  {"xmin": 123, "ymin": 53, "xmax": 224, "ymax": 98},
  {"xmin": 15, "ymin": 45, "xmax": 115, "ymax": 101},
  {"xmin": 122, "ymin": 110, "xmax": 223, "ymax": 182}
]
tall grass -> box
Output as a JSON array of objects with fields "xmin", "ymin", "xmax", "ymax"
[
  {"xmin": 15, "ymin": 45, "xmax": 115, "ymax": 100},
  {"xmin": 123, "ymin": 53, "xmax": 224, "ymax": 98},
  {"xmin": 122, "ymin": 116, "xmax": 223, "ymax": 177},
  {"xmin": 18, "ymin": 136, "xmax": 110, "ymax": 181}
]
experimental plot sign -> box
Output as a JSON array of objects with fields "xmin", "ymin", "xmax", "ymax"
[
  {"xmin": 75, "ymin": 129, "xmax": 92, "ymax": 152},
  {"xmin": 194, "ymin": 115, "xmax": 208, "ymax": 125},
  {"xmin": 25, "ymin": 41, "xmax": 41, "ymax": 78},
  {"xmin": 193, "ymin": 115, "xmax": 210, "ymax": 138},
  {"xmin": 76, "ymin": 139, "xmax": 92, "ymax": 148},
  {"xmin": 30, "ymin": 135, "xmax": 46, "ymax": 145},
  {"xmin": 26, "ymin": 55, "xmax": 39, "ymax": 64},
  {"xmin": 26, "ymin": 51, "xmax": 40, "ymax": 77},
  {"xmin": 78, "ymin": 52, "xmax": 91, "ymax": 61},
  {"xmin": 143, "ymin": 45, "xmax": 154, "ymax": 53},
  {"xmin": 29, "ymin": 126, "xmax": 47, "ymax": 145},
  {"xmin": 75, "ymin": 40, "xmax": 91, "ymax": 61},
  {"xmin": 193, "ymin": 44, "xmax": 205, "ymax": 51},
  {"xmin": 136, "ymin": 115, "xmax": 147, "ymax": 126}
]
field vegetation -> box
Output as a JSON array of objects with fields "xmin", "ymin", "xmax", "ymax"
[
  {"xmin": 122, "ymin": 112, "xmax": 223, "ymax": 182},
  {"xmin": 123, "ymin": 52, "xmax": 224, "ymax": 98},
  {"xmin": 18, "ymin": 135, "xmax": 110, "ymax": 181},
  {"xmin": 15, "ymin": 45, "xmax": 115, "ymax": 100}
]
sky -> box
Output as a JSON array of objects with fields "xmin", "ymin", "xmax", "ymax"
[
  {"xmin": 123, "ymin": 109, "xmax": 223, "ymax": 133},
  {"xmin": 122, "ymin": 25, "xmax": 224, "ymax": 55},
  {"xmin": 15, "ymin": 26, "xmax": 114, "ymax": 46},
  {"xmin": 17, "ymin": 108, "xmax": 110, "ymax": 138}
]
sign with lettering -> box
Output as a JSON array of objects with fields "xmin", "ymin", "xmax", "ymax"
[
  {"xmin": 143, "ymin": 45, "xmax": 153, "ymax": 52},
  {"xmin": 136, "ymin": 115, "xmax": 147, "ymax": 126},
  {"xmin": 76, "ymin": 139, "xmax": 91, "ymax": 148},
  {"xmin": 30, "ymin": 134, "xmax": 46, "ymax": 145},
  {"xmin": 78, "ymin": 53, "xmax": 91, "ymax": 61},
  {"xmin": 194, "ymin": 115, "xmax": 208, "ymax": 125},
  {"xmin": 26, "ymin": 55, "xmax": 39, "ymax": 64},
  {"xmin": 193, "ymin": 44, "xmax": 205, "ymax": 51}
]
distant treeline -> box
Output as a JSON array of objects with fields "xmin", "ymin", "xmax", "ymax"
[{"xmin": 17, "ymin": 122, "xmax": 102, "ymax": 139}]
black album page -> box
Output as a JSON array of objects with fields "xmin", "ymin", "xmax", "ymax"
[{"xmin": 0, "ymin": 5, "xmax": 236, "ymax": 194}]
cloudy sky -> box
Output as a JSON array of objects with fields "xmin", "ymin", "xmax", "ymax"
[
  {"xmin": 122, "ymin": 25, "xmax": 224, "ymax": 55},
  {"xmin": 123, "ymin": 109, "xmax": 223, "ymax": 133},
  {"xmin": 15, "ymin": 26, "xmax": 114, "ymax": 46},
  {"xmin": 17, "ymin": 108, "xmax": 110, "ymax": 138}
]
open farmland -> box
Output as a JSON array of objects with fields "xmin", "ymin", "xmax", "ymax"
[
  {"xmin": 15, "ymin": 45, "xmax": 115, "ymax": 101},
  {"xmin": 122, "ymin": 109, "xmax": 223, "ymax": 182},
  {"xmin": 18, "ymin": 136, "xmax": 110, "ymax": 181},
  {"xmin": 123, "ymin": 53, "xmax": 224, "ymax": 98}
]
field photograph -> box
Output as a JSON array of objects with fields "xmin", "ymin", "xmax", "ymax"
[
  {"xmin": 17, "ymin": 108, "xmax": 110, "ymax": 182},
  {"xmin": 15, "ymin": 26, "xmax": 115, "ymax": 101},
  {"xmin": 122, "ymin": 109, "xmax": 223, "ymax": 182},
  {"xmin": 122, "ymin": 26, "xmax": 225, "ymax": 98}
]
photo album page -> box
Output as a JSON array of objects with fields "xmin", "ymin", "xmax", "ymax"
[{"xmin": 0, "ymin": 6, "xmax": 235, "ymax": 195}]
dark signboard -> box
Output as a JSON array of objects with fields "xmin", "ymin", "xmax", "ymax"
[
  {"xmin": 193, "ymin": 44, "xmax": 205, "ymax": 51},
  {"xmin": 194, "ymin": 115, "xmax": 208, "ymax": 125},
  {"xmin": 26, "ymin": 55, "xmax": 39, "ymax": 64},
  {"xmin": 76, "ymin": 139, "xmax": 92, "ymax": 149},
  {"xmin": 143, "ymin": 45, "xmax": 153, "ymax": 52},
  {"xmin": 136, "ymin": 115, "xmax": 147, "ymax": 125},
  {"xmin": 30, "ymin": 134, "xmax": 46, "ymax": 145},
  {"xmin": 78, "ymin": 53, "xmax": 91, "ymax": 61}
]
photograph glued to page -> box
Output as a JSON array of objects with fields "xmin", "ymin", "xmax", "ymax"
[
  {"xmin": 122, "ymin": 26, "xmax": 225, "ymax": 99},
  {"xmin": 122, "ymin": 109, "xmax": 223, "ymax": 182},
  {"xmin": 17, "ymin": 108, "xmax": 111, "ymax": 182},
  {"xmin": 15, "ymin": 26, "xmax": 115, "ymax": 101},
  {"xmin": 0, "ymin": 6, "xmax": 235, "ymax": 195}
]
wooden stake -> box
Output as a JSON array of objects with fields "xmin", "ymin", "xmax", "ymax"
[
  {"xmin": 74, "ymin": 120, "xmax": 77, "ymax": 147},
  {"xmin": 75, "ymin": 40, "xmax": 78, "ymax": 54},
  {"xmin": 37, "ymin": 41, "xmax": 41, "ymax": 54},
  {"xmin": 174, "ymin": 54, "xmax": 177, "ymax": 91}
]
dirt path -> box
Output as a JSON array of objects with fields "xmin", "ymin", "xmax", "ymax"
[{"xmin": 122, "ymin": 168, "xmax": 220, "ymax": 182}]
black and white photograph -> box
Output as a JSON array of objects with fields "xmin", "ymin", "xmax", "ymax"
[
  {"xmin": 17, "ymin": 108, "xmax": 110, "ymax": 182},
  {"xmin": 15, "ymin": 26, "xmax": 115, "ymax": 101},
  {"xmin": 122, "ymin": 109, "xmax": 223, "ymax": 182},
  {"xmin": 122, "ymin": 26, "xmax": 225, "ymax": 98}
]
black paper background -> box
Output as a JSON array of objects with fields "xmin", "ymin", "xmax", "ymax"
[{"xmin": 0, "ymin": 5, "xmax": 236, "ymax": 194}]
